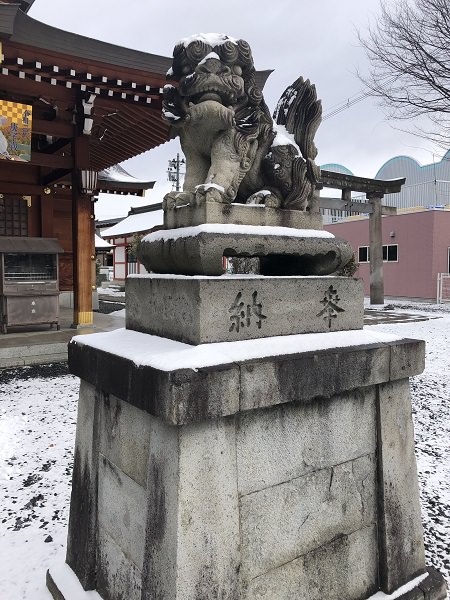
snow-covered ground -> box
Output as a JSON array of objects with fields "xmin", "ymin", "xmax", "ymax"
[
  {"xmin": 97, "ymin": 286, "xmax": 125, "ymax": 298},
  {"xmin": 370, "ymin": 302, "xmax": 450, "ymax": 582},
  {"xmin": 0, "ymin": 302, "xmax": 449, "ymax": 599}
]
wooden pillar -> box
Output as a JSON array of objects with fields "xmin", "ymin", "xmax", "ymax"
[
  {"xmin": 72, "ymin": 134, "xmax": 94, "ymax": 327},
  {"xmin": 40, "ymin": 194, "xmax": 54, "ymax": 238},
  {"xmin": 367, "ymin": 192, "xmax": 384, "ymax": 305}
]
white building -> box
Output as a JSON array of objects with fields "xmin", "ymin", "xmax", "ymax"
[{"xmin": 101, "ymin": 203, "xmax": 163, "ymax": 280}]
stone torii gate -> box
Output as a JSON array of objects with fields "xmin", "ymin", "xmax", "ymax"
[{"xmin": 318, "ymin": 170, "xmax": 406, "ymax": 305}]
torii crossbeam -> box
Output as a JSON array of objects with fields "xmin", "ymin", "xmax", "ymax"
[{"xmin": 318, "ymin": 170, "xmax": 406, "ymax": 305}]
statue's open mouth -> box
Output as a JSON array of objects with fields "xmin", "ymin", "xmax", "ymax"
[
  {"xmin": 181, "ymin": 72, "xmax": 241, "ymax": 106},
  {"xmin": 189, "ymin": 89, "xmax": 235, "ymax": 105},
  {"xmin": 195, "ymin": 92, "xmax": 223, "ymax": 103}
]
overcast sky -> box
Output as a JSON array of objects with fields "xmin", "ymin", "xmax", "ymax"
[{"xmin": 29, "ymin": 0, "xmax": 444, "ymax": 219}]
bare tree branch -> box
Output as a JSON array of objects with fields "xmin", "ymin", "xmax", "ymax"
[{"xmin": 359, "ymin": 0, "xmax": 450, "ymax": 144}]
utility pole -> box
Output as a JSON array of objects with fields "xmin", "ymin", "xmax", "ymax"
[{"xmin": 167, "ymin": 153, "xmax": 185, "ymax": 192}]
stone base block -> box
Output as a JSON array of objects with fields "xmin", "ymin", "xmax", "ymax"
[
  {"xmin": 126, "ymin": 275, "xmax": 364, "ymax": 344},
  {"xmin": 46, "ymin": 566, "xmax": 448, "ymax": 600},
  {"xmin": 164, "ymin": 201, "xmax": 323, "ymax": 230},
  {"xmin": 138, "ymin": 227, "xmax": 353, "ymax": 276},
  {"xmin": 49, "ymin": 335, "xmax": 447, "ymax": 600}
]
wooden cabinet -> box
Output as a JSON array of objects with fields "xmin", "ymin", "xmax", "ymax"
[{"xmin": 0, "ymin": 237, "xmax": 64, "ymax": 333}]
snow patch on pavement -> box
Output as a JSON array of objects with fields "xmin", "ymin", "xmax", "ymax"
[{"xmin": 1, "ymin": 303, "xmax": 449, "ymax": 597}]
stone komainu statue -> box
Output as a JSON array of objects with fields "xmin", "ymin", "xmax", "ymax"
[{"xmin": 162, "ymin": 33, "xmax": 322, "ymax": 211}]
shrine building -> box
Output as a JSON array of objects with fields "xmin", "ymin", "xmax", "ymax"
[{"xmin": 0, "ymin": 0, "xmax": 171, "ymax": 327}]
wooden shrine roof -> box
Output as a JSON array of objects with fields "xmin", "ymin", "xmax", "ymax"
[
  {"xmin": 0, "ymin": 5, "xmax": 171, "ymax": 178},
  {"xmin": 0, "ymin": 5, "xmax": 272, "ymax": 187},
  {"xmin": 1, "ymin": 8, "xmax": 172, "ymax": 76},
  {"xmin": 0, "ymin": 1, "xmax": 36, "ymax": 16},
  {"xmin": 97, "ymin": 165, "xmax": 155, "ymax": 196}
]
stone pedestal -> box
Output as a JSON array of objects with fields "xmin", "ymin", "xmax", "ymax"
[
  {"xmin": 126, "ymin": 275, "xmax": 364, "ymax": 344},
  {"xmin": 137, "ymin": 226, "xmax": 353, "ymax": 276},
  {"xmin": 47, "ymin": 330, "xmax": 448, "ymax": 600},
  {"xmin": 46, "ymin": 27, "xmax": 447, "ymax": 600},
  {"xmin": 163, "ymin": 202, "xmax": 323, "ymax": 230}
]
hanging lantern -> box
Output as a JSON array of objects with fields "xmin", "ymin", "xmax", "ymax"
[{"xmin": 80, "ymin": 169, "xmax": 98, "ymax": 195}]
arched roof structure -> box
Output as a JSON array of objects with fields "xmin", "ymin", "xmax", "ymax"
[{"xmin": 375, "ymin": 151, "xmax": 450, "ymax": 209}]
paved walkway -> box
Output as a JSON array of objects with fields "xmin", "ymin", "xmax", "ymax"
[
  {"xmin": 0, "ymin": 305, "xmax": 438, "ymax": 369},
  {"xmin": 364, "ymin": 308, "xmax": 439, "ymax": 325},
  {"xmin": 0, "ymin": 307, "xmax": 124, "ymax": 368}
]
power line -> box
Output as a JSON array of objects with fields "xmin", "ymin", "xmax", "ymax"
[
  {"xmin": 322, "ymin": 77, "xmax": 397, "ymax": 121},
  {"xmin": 322, "ymin": 91, "xmax": 372, "ymax": 120}
]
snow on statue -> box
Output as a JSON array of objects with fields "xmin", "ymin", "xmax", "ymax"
[{"xmin": 162, "ymin": 33, "xmax": 322, "ymax": 212}]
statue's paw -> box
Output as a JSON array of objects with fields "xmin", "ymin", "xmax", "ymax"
[
  {"xmin": 163, "ymin": 192, "xmax": 177, "ymax": 210},
  {"xmin": 264, "ymin": 193, "xmax": 282, "ymax": 208},
  {"xmin": 205, "ymin": 187, "xmax": 226, "ymax": 203},
  {"xmin": 174, "ymin": 192, "xmax": 194, "ymax": 207},
  {"xmin": 163, "ymin": 191, "xmax": 193, "ymax": 209},
  {"xmin": 195, "ymin": 184, "xmax": 227, "ymax": 205},
  {"xmin": 245, "ymin": 190, "xmax": 282, "ymax": 208},
  {"xmin": 246, "ymin": 190, "xmax": 271, "ymax": 205}
]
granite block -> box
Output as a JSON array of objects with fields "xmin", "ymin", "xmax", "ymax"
[
  {"xmin": 236, "ymin": 388, "xmax": 376, "ymax": 495},
  {"xmin": 240, "ymin": 455, "xmax": 376, "ymax": 581},
  {"xmin": 126, "ymin": 275, "xmax": 364, "ymax": 344}
]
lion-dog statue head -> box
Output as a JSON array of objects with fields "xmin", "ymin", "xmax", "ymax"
[{"xmin": 162, "ymin": 33, "xmax": 321, "ymax": 210}]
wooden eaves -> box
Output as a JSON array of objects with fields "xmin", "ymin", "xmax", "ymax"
[
  {"xmin": 0, "ymin": 5, "xmax": 172, "ymax": 181},
  {"xmin": 0, "ymin": 4, "xmax": 173, "ymax": 328},
  {"xmin": 0, "ymin": 4, "xmax": 272, "ymax": 328}
]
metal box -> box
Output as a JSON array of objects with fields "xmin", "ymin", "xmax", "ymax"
[{"xmin": 0, "ymin": 237, "xmax": 64, "ymax": 334}]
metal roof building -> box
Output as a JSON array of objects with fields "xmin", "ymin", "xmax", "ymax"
[
  {"xmin": 321, "ymin": 150, "xmax": 450, "ymax": 213},
  {"xmin": 375, "ymin": 150, "xmax": 450, "ymax": 209}
]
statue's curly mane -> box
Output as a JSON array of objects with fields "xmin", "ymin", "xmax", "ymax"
[
  {"xmin": 163, "ymin": 36, "xmax": 272, "ymax": 130},
  {"xmin": 162, "ymin": 34, "xmax": 321, "ymax": 211}
]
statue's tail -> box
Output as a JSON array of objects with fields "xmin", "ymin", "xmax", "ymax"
[
  {"xmin": 271, "ymin": 77, "xmax": 322, "ymax": 210},
  {"xmin": 273, "ymin": 76, "xmax": 322, "ymax": 162}
]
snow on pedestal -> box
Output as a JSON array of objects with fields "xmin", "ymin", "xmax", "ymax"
[{"xmin": 47, "ymin": 28, "xmax": 448, "ymax": 600}]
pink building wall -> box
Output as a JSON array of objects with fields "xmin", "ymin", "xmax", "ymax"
[{"xmin": 325, "ymin": 210, "xmax": 450, "ymax": 299}]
